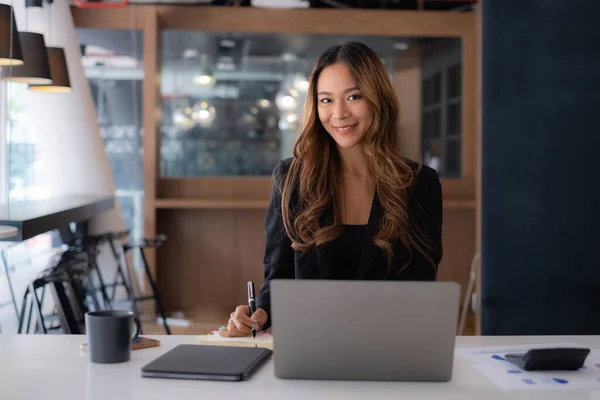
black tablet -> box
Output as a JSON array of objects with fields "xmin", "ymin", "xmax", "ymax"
[{"xmin": 141, "ymin": 345, "xmax": 273, "ymax": 381}]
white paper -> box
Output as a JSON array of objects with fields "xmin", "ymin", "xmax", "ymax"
[
  {"xmin": 455, "ymin": 342, "xmax": 581, "ymax": 363},
  {"xmin": 456, "ymin": 344, "xmax": 600, "ymax": 391},
  {"xmin": 473, "ymin": 356, "xmax": 600, "ymax": 391}
]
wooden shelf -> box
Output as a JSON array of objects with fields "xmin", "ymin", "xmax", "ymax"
[
  {"xmin": 155, "ymin": 199, "xmax": 270, "ymax": 210},
  {"xmin": 156, "ymin": 198, "xmax": 476, "ymax": 210}
]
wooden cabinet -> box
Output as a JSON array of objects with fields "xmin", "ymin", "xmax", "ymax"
[{"xmin": 72, "ymin": 5, "xmax": 479, "ymax": 334}]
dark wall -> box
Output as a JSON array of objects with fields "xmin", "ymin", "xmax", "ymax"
[{"xmin": 481, "ymin": 0, "xmax": 600, "ymax": 334}]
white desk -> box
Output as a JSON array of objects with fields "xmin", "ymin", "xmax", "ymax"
[{"xmin": 1, "ymin": 335, "xmax": 599, "ymax": 400}]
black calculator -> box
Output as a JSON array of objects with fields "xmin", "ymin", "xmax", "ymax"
[{"xmin": 504, "ymin": 347, "xmax": 590, "ymax": 371}]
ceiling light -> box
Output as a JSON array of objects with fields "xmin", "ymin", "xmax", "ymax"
[
  {"xmin": 393, "ymin": 42, "xmax": 409, "ymax": 51},
  {"xmin": 30, "ymin": 1, "xmax": 71, "ymax": 92},
  {"xmin": 192, "ymin": 101, "xmax": 216, "ymax": 127},
  {"xmin": 29, "ymin": 47, "xmax": 72, "ymax": 92},
  {"xmin": 0, "ymin": 4, "xmax": 24, "ymax": 66},
  {"xmin": 278, "ymin": 112, "xmax": 300, "ymax": 131},
  {"xmin": 1, "ymin": 32, "xmax": 51, "ymax": 84},
  {"xmin": 275, "ymin": 92, "xmax": 298, "ymax": 111},
  {"xmin": 219, "ymin": 39, "xmax": 236, "ymax": 48},
  {"xmin": 194, "ymin": 74, "xmax": 214, "ymax": 87},
  {"xmin": 25, "ymin": 0, "xmax": 43, "ymax": 9},
  {"xmin": 216, "ymin": 61, "xmax": 235, "ymax": 71},
  {"xmin": 282, "ymin": 53, "xmax": 297, "ymax": 62},
  {"xmin": 292, "ymin": 75, "xmax": 309, "ymax": 92},
  {"xmin": 172, "ymin": 108, "xmax": 195, "ymax": 130},
  {"xmin": 183, "ymin": 49, "xmax": 199, "ymax": 59}
]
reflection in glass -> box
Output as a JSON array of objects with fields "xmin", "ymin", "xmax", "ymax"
[
  {"xmin": 421, "ymin": 38, "xmax": 462, "ymax": 177},
  {"xmin": 158, "ymin": 32, "xmax": 463, "ymax": 178},
  {"xmin": 447, "ymin": 102, "xmax": 461, "ymax": 136},
  {"xmin": 160, "ymin": 31, "xmax": 401, "ymax": 177},
  {"xmin": 447, "ymin": 63, "xmax": 461, "ymax": 99},
  {"xmin": 76, "ymin": 28, "xmax": 144, "ymax": 242}
]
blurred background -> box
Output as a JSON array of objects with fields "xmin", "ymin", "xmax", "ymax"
[{"xmin": 1, "ymin": 0, "xmax": 598, "ymax": 338}]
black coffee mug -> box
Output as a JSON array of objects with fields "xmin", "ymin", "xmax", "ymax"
[{"xmin": 85, "ymin": 310, "xmax": 140, "ymax": 364}]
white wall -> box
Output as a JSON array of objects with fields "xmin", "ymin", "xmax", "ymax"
[{"xmin": 4, "ymin": 0, "xmax": 125, "ymax": 236}]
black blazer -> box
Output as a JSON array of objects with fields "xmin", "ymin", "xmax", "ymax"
[{"xmin": 256, "ymin": 158, "xmax": 443, "ymax": 328}]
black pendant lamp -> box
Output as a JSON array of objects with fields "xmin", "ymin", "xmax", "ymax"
[
  {"xmin": 29, "ymin": 47, "xmax": 71, "ymax": 92},
  {"xmin": 0, "ymin": 31, "xmax": 51, "ymax": 84},
  {"xmin": 25, "ymin": 0, "xmax": 44, "ymax": 9},
  {"xmin": 29, "ymin": 1, "xmax": 71, "ymax": 92},
  {"xmin": 0, "ymin": 4, "xmax": 24, "ymax": 66}
]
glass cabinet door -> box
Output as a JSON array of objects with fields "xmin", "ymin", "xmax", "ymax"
[{"xmin": 158, "ymin": 31, "xmax": 462, "ymax": 178}]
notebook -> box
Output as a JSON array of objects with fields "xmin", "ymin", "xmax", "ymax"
[
  {"xmin": 81, "ymin": 336, "xmax": 160, "ymax": 352},
  {"xmin": 141, "ymin": 344, "xmax": 272, "ymax": 381},
  {"xmin": 198, "ymin": 331, "xmax": 273, "ymax": 349}
]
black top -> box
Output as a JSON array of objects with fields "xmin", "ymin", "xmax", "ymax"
[
  {"xmin": 332, "ymin": 224, "xmax": 368, "ymax": 280},
  {"xmin": 0, "ymin": 195, "xmax": 114, "ymax": 242},
  {"xmin": 256, "ymin": 157, "xmax": 443, "ymax": 329}
]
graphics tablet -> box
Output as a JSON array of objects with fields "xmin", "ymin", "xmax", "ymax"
[{"xmin": 141, "ymin": 344, "xmax": 272, "ymax": 381}]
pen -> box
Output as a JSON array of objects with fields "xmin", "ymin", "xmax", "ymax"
[{"xmin": 247, "ymin": 281, "xmax": 257, "ymax": 338}]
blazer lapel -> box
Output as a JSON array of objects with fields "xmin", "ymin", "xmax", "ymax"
[{"xmin": 356, "ymin": 197, "xmax": 382, "ymax": 279}]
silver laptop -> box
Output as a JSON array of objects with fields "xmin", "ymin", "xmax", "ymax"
[{"xmin": 270, "ymin": 280, "xmax": 460, "ymax": 381}]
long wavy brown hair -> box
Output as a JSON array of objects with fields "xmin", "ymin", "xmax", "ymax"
[{"xmin": 280, "ymin": 41, "xmax": 434, "ymax": 273}]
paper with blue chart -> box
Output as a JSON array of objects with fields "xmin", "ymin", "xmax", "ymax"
[{"xmin": 455, "ymin": 343, "xmax": 600, "ymax": 391}]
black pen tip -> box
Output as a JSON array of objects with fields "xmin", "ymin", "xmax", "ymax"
[{"xmin": 252, "ymin": 329, "xmax": 256, "ymax": 338}]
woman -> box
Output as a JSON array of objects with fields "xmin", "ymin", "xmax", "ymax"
[{"xmin": 220, "ymin": 41, "xmax": 443, "ymax": 337}]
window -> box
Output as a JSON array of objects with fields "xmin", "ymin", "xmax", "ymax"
[
  {"xmin": 158, "ymin": 31, "xmax": 406, "ymax": 177},
  {"xmin": 0, "ymin": 81, "xmax": 54, "ymax": 332},
  {"xmin": 76, "ymin": 28, "xmax": 145, "ymax": 242},
  {"xmin": 1, "ymin": 82, "xmax": 50, "ymax": 202},
  {"xmin": 421, "ymin": 38, "xmax": 462, "ymax": 178}
]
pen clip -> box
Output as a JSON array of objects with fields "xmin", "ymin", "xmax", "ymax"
[{"xmin": 247, "ymin": 281, "xmax": 255, "ymax": 301}]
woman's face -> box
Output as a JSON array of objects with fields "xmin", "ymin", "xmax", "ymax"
[{"xmin": 316, "ymin": 62, "xmax": 374, "ymax": 150}]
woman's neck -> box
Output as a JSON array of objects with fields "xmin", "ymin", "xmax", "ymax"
[{"xmin": 337, "ymin": 144, "xmax": 369, "ymax": 178}]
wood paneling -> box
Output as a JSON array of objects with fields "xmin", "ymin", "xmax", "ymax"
[
  {"xmin": 461, "ymin": 21, "xmax": 478, "ymax": 181},
  {"xmin": 157, "ymin": 178, "xmax": 474, "ymax": 205},
  {"xmin": 156, "ymin": 207, "xmax": 476, "ymax": 321},
  {"xmin": 155, "ymin": 199, "xmax": 270, "ymax": 209},
  {"xmin": 71, "ymin": 5, "xmax": 146, "ymax": 30},
  {"xmin": 438, "ymin": 208, "xmax": 477, "ymax": 335},
  {"xmin": 440, "ymin": 177, "xmax": 475, "ymax": 201},
  {"xmin": 157, "ymin": 178, "xmax": 272, "ymax": 200},
  {"xmin": 142, "ymin": 8, "xmax": 161, "ymax": 296},
  {"xmin": 444, "ymin": 200, "xmax": 476, "ymax": 210},
  {"xmin": 437, "ymin": 209, "xmax": 476, "ymax": 303},
  {"xmin": 71, "ymin": 4, "xmax": 480, "ymax": 332},
  {"xmin": 157, "ymin": 6, "xmax": 473, "ymax": 37},
  {"xmin": 155, "ymin": 198, "xmax": 475, "ymax": 211},
  {"xmin": 156, "ymin": 209, "xmax": 266, "ymax": 315},
  {"xmin": 394, "ymin": 45, "xmax": 422, "ymax": 162},
  {"xmin": 474, "ymin": 2, "xmax": 483, "ymax": 335}
]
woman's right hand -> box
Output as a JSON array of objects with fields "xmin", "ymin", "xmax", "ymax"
[{"xmin": 218, "ymin": 305, "xmax": 268, "ymax": 337}]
